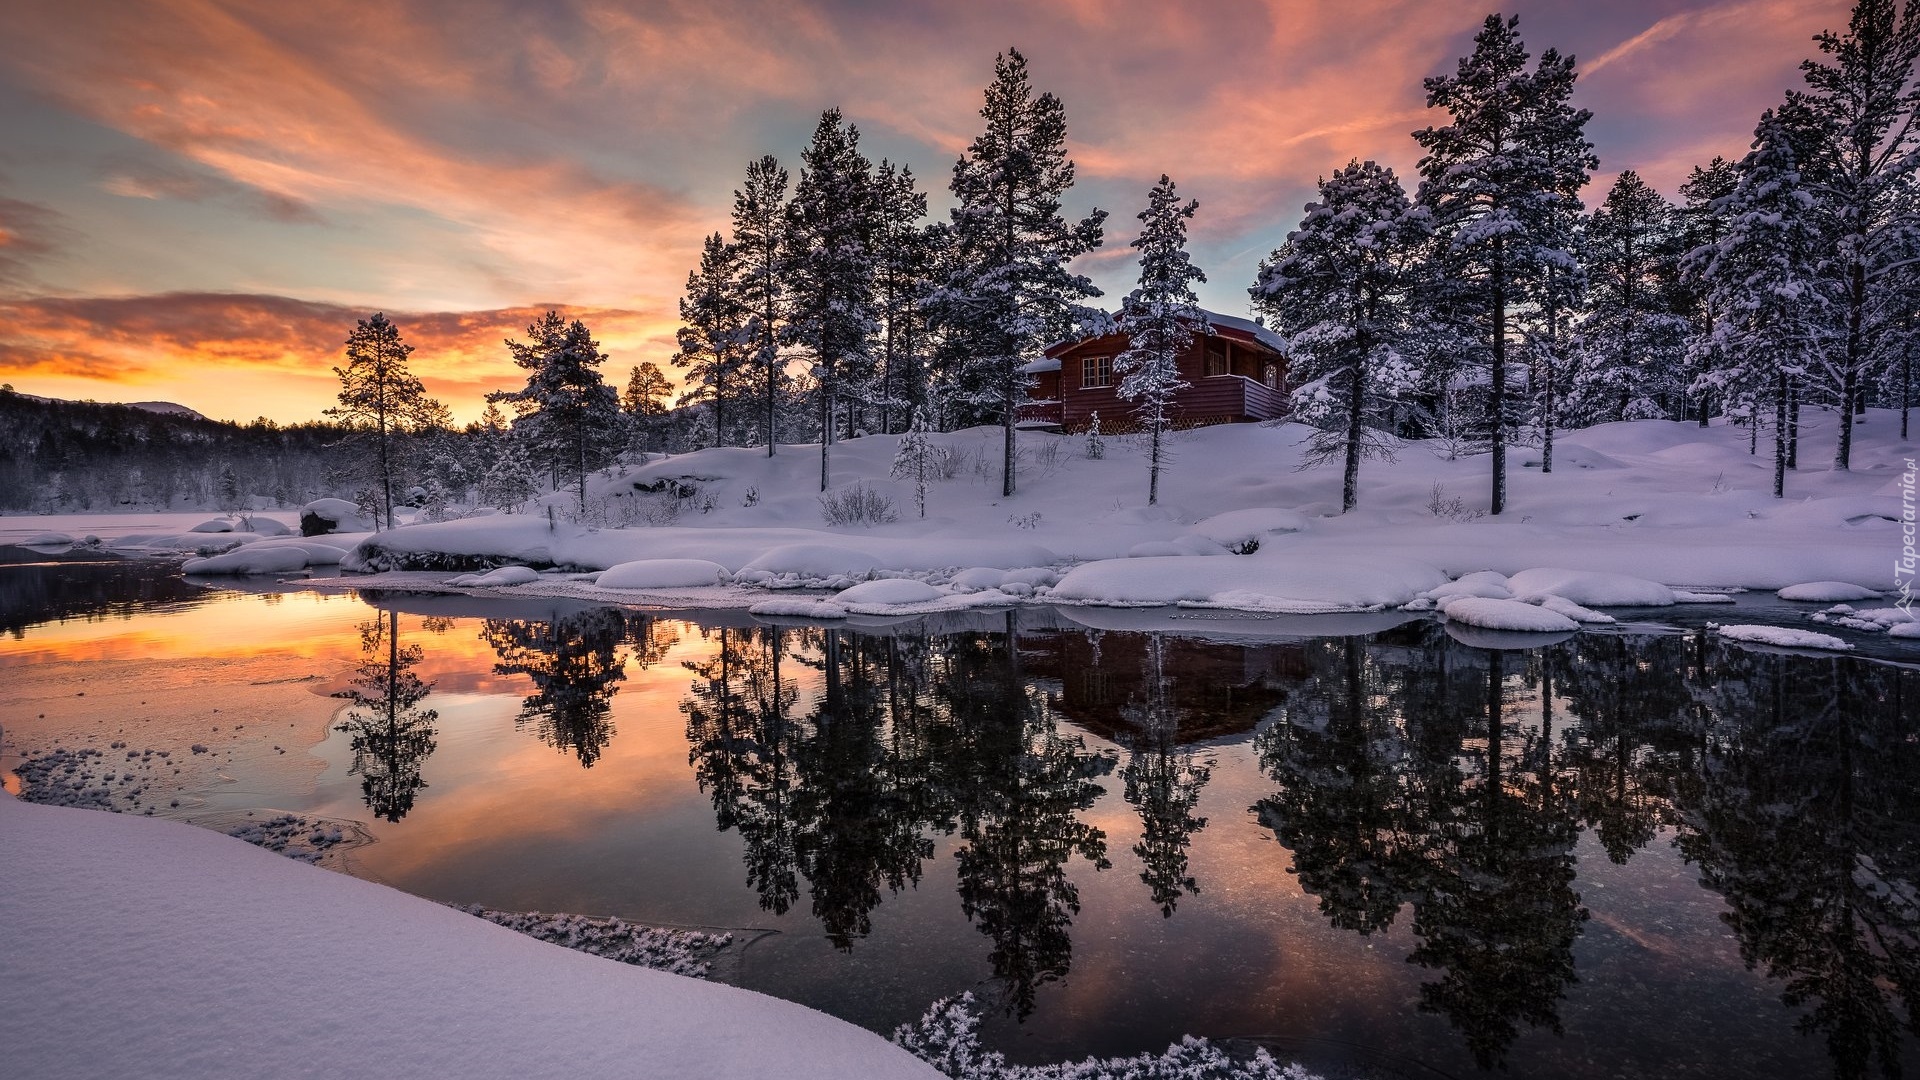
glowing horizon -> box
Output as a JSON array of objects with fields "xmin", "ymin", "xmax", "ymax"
[{"xmin": 0, "ymin": 0, "xmax": 1851, "ymax": 424}]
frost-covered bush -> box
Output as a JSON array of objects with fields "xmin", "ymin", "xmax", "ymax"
[
  {"xmin": 1425, "ymin": 482, "xmax": 1485, "ymax": 523},
  {"xmin": 935, "ymin": 444, "xmax": 972, "ymax": 481},
  {"xmin": 893, "ymin": 995, "xmax": 1321, "ymax": 1080},
  {"xmin": 820, "ymin": 483, "xmax": 898, "ymax": 527},
  {"xmin": 458, "ymin": 906, "xmax": 730, "ymax": 979}
]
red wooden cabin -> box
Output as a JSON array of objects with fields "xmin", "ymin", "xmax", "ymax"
[{"xmin": 1017, "ymin": 311, "xmax": 1289, "ymax": 432}]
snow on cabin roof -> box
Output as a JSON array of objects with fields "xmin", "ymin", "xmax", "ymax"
[
  {"xmin": 1019, "ymin": 357, "xmax": 1062, "ymax": 374},
  {"xmin": 1042, "ymin": 309, "xmax": 1287, "ymax": 357}
]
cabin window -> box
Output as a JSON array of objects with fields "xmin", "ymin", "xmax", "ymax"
[
  {"xmin": 1081, "ymin": 354, "xmax": 1113, "ymax": 388},
  {"xmin": 1264, "ymin": 364, "xmax": 1279, "ymax": 389},
  {"xmin": 1205, "ymin": 338, "xmax": 1230, "ymax": 377}
]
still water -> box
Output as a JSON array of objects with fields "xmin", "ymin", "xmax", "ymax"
[{"xmin": 3, "ymin": 552, "xmax": 1916, "ymax": 1080}]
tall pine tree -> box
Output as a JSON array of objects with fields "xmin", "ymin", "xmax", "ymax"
[
  {"xmin": 1678, "ymin": 157, "xmax": 1741, "ymax": 426},
  {"xmin": 784, "ymin": 109, "xmax": 879, "ymax": 491},
  {"xmin": 488, "ymin": 312, "xmax": 625, "ymax": 514},
  {"xmin": 1686, "ymin": 111, "xmax": 1830, "ymax": 498},
  {"xmin": 1414, "ymin": 14, "xmax": 1595, "ymax": 514},
  {"xmin": 1567, "ymin": 171, "xmax": 1692, "ymax": 425},
  {"xmin": 326, "ymin": 313, "xmax": 447, "ymax": 531},
  {"xmin": 732, "ymin": 155, "xmax": 792, "ymax": 457},
  {"xmin": 1253, "ymin": 160, "xmax": 1431, "ymax": 512},
  {"xmin": 873, "ymin": 160, "xmax": 932, "ymax": 435},
  {"xmin": 1789, "ymin": 0, "xmax": 1920, "ymax": 468},
  {"xmin": 1115, "ymin": 176, "xmax": 1206, "ymax": 507},
  {"xmin": 933, "ymin": 49, "xmax": 1107, "ymax": 497},
  {"xmin": 674, "ymin": 232, "xmax": 751, "ymax": 447}
]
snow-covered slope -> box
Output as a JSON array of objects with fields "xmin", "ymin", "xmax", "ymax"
[{"xmin": 0, "ymin": 791, "xmax": 940, "ymax": 1080}]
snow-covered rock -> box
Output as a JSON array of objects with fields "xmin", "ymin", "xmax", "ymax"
[
  {"xmin": 1051, "ymin": 553, "xmax": 1445, "ymax": 613},
  {"xmin": 1439, "ymin": 596, "xmax": 1581, "ymax": 633},
  {"xmin": 1522, "ymin": 593, "xmax": 1616, "ymax": 624},
  {"xmin": 20, "ymin": 531, "xmax": 75, "ymax": 547},
  {"xmin": 595, "ymin": 559, "xmax": 730, "ymax": 590},
  {"xmin": 1426, "ymin": 571, "xmax": 1514, "ymax": 601},
  {"xmin": 1183, "ymin": 507, "xmax": 1310, "ymax": 549},
  {"xmin": 189, "ymin": 518, "xmax": 236, "ymax": 533},
  {"xmin": 1778, "ymin": 581, "xmax": 1882, "ymax": 602},
  {"xmin": 301, "ymin": 498, "xmax": 375, "ymax": 536},
  {"xmin": 182, "ymin": 545, "xmax": 315, "ymax": 575}
]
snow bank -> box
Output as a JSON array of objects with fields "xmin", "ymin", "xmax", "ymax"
[
  {"xmin": 0, "ymin": 793, "xmax": 942, "ymax": 1080},
  {"xmin": 1440, "ymin": 596, "xmax": 1581, "ymax": 633},
  {"xmin": 1183, "ymin": 507, "xmax": 1310, "ymax": 548},
  {"xmin": 1426, "ymin": 571, "xmax": 1514, "ymax": 601},
  {"xmin": 1711, "ymin": 624, "xmax": 1854, "ymax": 651},
  {"xmin": 21, "ymin": 531, "xmax": 75, "ymax": 546},
  {"xmin": 748, "ymin": 598, "xmax": 851, "ymax": 619},
  {"xmin": 1505, "ymin": 567, "xmax": 1675, "ymax": 607},
  {"xmin": 1051, "ymin": 553, "xmax": 1446, "ymax": 614},
  {"xmin": 596, "ymin": 559, "xmax": 731, "ymax": 589},
  {"xmin": 1778, "ymin": 581, "xmax": 1882, "ymax": 602}
]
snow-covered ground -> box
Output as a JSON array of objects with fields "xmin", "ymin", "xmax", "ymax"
[
  {"xmin": 9, "ymin": 411, "xmax": 1915, "ymax": 638},
  {"xmin": 0, "ymin": 791, "xmax": 942, "ymax": 1079}
]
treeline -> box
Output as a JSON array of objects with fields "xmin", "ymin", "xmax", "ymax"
[
  {"xmin": 659, "ymin": 1, "xmax": 1920, "ymax": 512},
  {"xmin": 0, "ymin": 391, "xmax": 347, "ymax": 512}
]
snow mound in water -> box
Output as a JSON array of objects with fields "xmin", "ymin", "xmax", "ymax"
[
  {"xmin": 1711, "ymin": 623, "xmax": 1853, "ymax": 651},
  {"xmin": 1506, "ymin": 567, "xmax": 1675, "ymax": 607},
  {"xmin": 189, "ymin": 518, "xmax": 237, "ymax": 533},
  {"xmin": 1440, "ymin": 596, "xmax": 1581, "ymax": 632},
  {"xmin": 834, "ymin": 579, "xmax": 943, "ymax": 606},
  {"xmin": 450, "ymin": 566, "xmax": 541, "ymax": 587},
  {"xmin": 595, "ymin": 559, "xmax": 729, "ymax": 589},
  {"xmin": 1778, "ymin": 581, "xmax": 1881, "ymax": 602},
  {"xmin": 1523, "ymin": 593, "xmax": 1616, "ymax": 624},
  {"xmin": 1051, "ymin": 553, "xmax": 1445, "ymax": 613},
  {"xmin": 183, "ymin": 545, "xmax": 312, "ymax": 575},
  {"xmin": 21, "ymin": 532, "xmax": 75, "ymax": 547}
]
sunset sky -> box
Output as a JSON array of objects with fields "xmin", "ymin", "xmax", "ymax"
[{"xmin": 0, "ymin": 0, "xmax": 1851, "ymax": 425}]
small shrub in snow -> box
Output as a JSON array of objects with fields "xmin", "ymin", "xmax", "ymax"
[
  {"xmin": 819, "ymin": 483, "xmax": 898, "ymax": 527},
  {"xmin": 935, "ymin": 444, "xmax": 971, "ymax": 481},
  {"xmin": 1027, "ymin": 437, "xmax": 1067, "ymax": 478},
  {"xmin": 741, "ymin": 485, "xmax": 760, "ymax": 508},
  {"xmin": 458, "ymin": 906, "xmax": 730, "ymax": 978},
  {"xmin": 893, "ymin": 994, "xmax": 1320, "ymax": 1080},
  {"xmin": 1425, "ymin": 482, "xmax": 1485, "ymax": 523},
  {"xmin": 1085, "ymin": 413, "xmax": 1105, "ymax": 459},
  {"xmin": 1008, "ymin": 511, "xmax": 1042, "ymax": 530}
]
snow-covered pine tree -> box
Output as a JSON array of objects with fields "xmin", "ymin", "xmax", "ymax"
[
  {"xmin": 216, "ymin": 462, "xmax": 242, "ymax": 515},
  {"xmin": 1874, "ymin": 198, "xmax": 1920, "ymax": 437},
  {"xmin": 1084, "ymin": 411, "xmax": 1104, "ymax": 459},
  {"xmin": 1413, "ymin": 14, "xmax": 1596, "ymax": 515},
  {"xmin": 731, "ymin": 155, "xmax": 791, "ymax": 457},
  {"xmin": 1678, "ymin": 157, "xmax": 1741, "ymax": 426},
  {"xmin": 326, "ymin": 313, "xmax": 447, "ymax": 530},
  {"xmin": 1567, "ymin": 171, "xmax": 1693, "ymax": 426},
  {"xmin": 1253, "ymin": 160, "xmax": 1431, "ymax": 512},
  {"xmin": 873, "ymin": 160, "xmax": 932, "ymax": 435},
  {"xmin": 1787, "ymin": 0, "xmax": 1920, "ymax": 468},
  {"xmin": 479, "ymin": 436, "xmax": 538, "ymax": 512},
  {"xmin": 889, "ymin": 408, "xmax": 937, "ymax": 518},
  {"xmin": 784, "ymin": 109, "xmax": 879, "ymax": 491},
  {"xmin": 488, "ymin": 312, "xmax": 625, "ymax": 514},
  {"xmin": 1115, "ymin": 176, "xmax": 1206, "ymax": 507},
  {"xmin": 932, "ymin": 49, "xmax": 1107, "ymax": 498},
  {"xmin": 673, "ymin": 232, "xmax": 751, "ymax": 448},
  {"xmin": 1685, "ymin": 110, "xmax": 1830, "ymax": 498}
]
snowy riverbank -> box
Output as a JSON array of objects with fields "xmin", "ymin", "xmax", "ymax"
[
  {"xmin": 0, "ymin": 790, "xmax": 944, "ymax": 1079},
  {"xmin": 9, "ymin": 413, "xmax": 1915, "ymax": 641}
]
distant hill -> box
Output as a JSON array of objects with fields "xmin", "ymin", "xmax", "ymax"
[
  {"xmin": 126, "ymin": 401, "xmax": 209, "ymax": 421},
  {"xmin": 10, "ymin": 392, "xmax": 210, "ymax": 422}
]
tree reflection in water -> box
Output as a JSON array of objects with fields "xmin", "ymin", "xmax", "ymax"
[
  {"xmin": 482, "ymin": 608, "xmax": 635, "ymax": 767},
  {"xmin": 431, "ymin": 603, "xmax": 1917, "ymax": 1074},
  {"xmin": 1256, "ymin": 625, "xmax": 1920, "ymax": 1077},
  {"xmin": 333, "ymin": 608, "xmax": 438, "ymax": 822}
]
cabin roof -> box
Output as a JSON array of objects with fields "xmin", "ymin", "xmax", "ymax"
[{"xmin": 1042, "ymin": 308, "xmax": 1286, "ymax": 358}]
